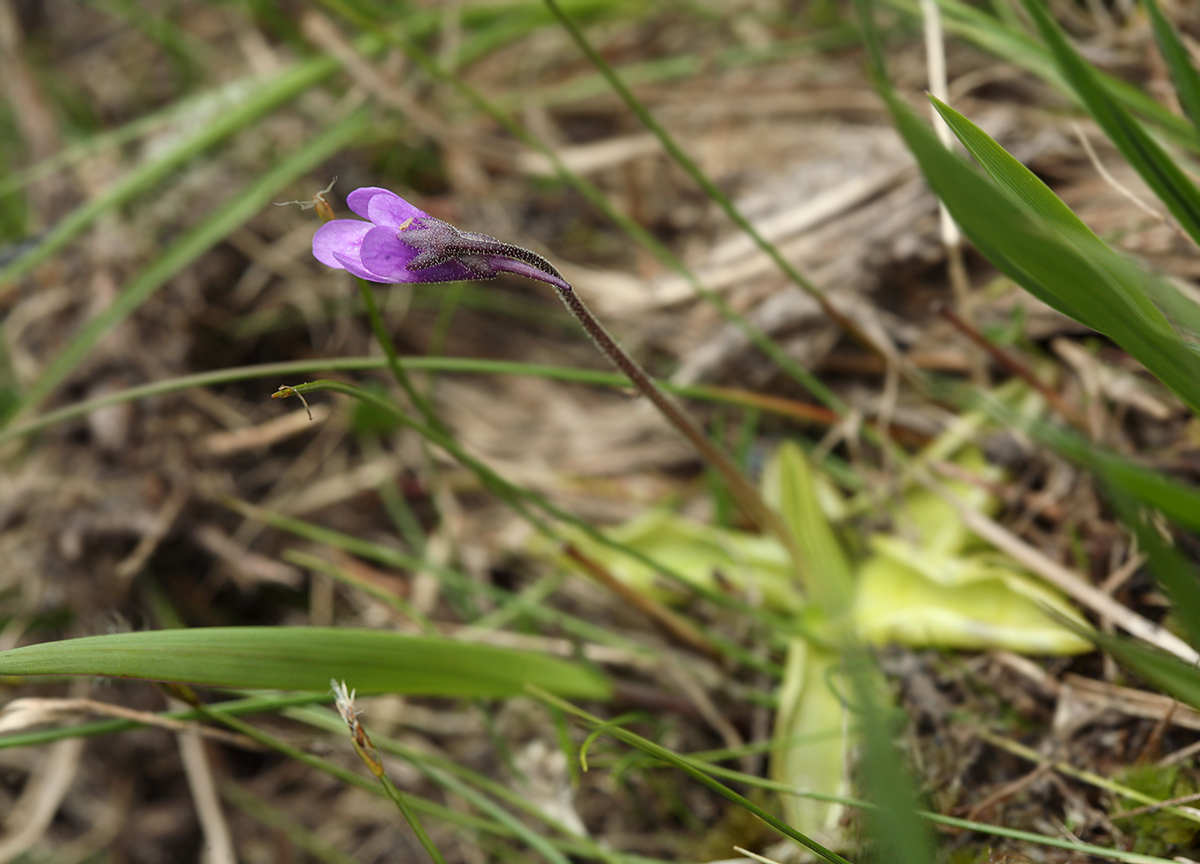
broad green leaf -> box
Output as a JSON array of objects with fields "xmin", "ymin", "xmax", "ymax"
[
  {"xmin": 932, "ymin": 91, "xmax": 1200, "ymax": 351},
  {"xmin": 1145, "ymin": 0, "xmax": 1200, "ymax": 138},
  {"xmin": 547, "ymin": 508, "xmax": 802, "ymax": 613},
  {"xmin": 854, "ymin": 443, "xmax": 1091, "ymax": 655},
  {"xmin": 855, "ymin": 550, "xmax": 1092, "ymax": 654},
  {"xmin": 0, "ymin": 628, "xmax": 612, "ymax": 699},
  {"xmin": 762, "ymin": 444, "xmax": 855, "ymax": 848},
  {"xmin": 771, "ymin": 638, "xmax": 850, "ymax": 849},
  {"xmin": 1018, "ymin": 0, "xmax": 1200, "ymax": 247},
  {"xmin": 891, "ymin": 448, "xmax": 999, "ymax": 558}
]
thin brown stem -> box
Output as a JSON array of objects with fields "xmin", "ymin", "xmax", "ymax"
[
  {"xmin": 549, "ymin": 282, "xmax": 806, "ymax": 570},
  {"xmin": 562, "ymin": 543, "xmax": 721, "ymax": 660},
  {"xmin": 938, "ymin": 305, "xmax": 1088, "ymax": 430}
]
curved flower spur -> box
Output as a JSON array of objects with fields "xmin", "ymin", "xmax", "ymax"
[{"xmin": 309, "ymin": 186, "xmax": 794, "ymax": 550}]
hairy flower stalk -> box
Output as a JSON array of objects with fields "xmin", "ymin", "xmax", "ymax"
[{"xmin": 313, "ymin": 188, "xmax": 794, "ymax": 550}]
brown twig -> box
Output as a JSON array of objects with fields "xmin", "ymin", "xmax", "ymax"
[
  {"xmin": 938, "ymin": 305, "xmax": 1089, "ymax": 430},
  {"xmin": 562, "ymin": 542, "xmax": 722, "ymax": 661}
]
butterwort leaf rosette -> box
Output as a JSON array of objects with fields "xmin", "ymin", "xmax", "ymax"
[{"xmin": 312, "ymin": 187, "xmax": 569, "ymax": 291}]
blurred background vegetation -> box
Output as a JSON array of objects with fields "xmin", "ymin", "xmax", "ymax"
[{"xmin": 4, "ymin": 1, "xmax": 1200, "ymax": 863}]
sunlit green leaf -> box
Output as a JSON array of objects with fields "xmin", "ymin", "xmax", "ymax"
[
  {"xmin": 890, "ymin": 0, "xmax": 1200, "ymax": 154},
  {"xmin": 771, "ymin": 638, "xmax": 850, "ymax": 848},
  {"xmin": 856, "ymin": 551, "xmax": 1092, "ymax": 654},
  {"xmin": 548, "ymin": 507, "xmax": 802, "ymax": 613}
]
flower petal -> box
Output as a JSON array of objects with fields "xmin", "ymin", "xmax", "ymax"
[
  {"xmin": 359, "ymin": 226, "xmax": 423, "ymax": 282},
  {"xmin": 312, "ymin": 219, "xmax": 371, "ymax": 269},
  {"xmin": 345, "ymin": 187, "xmax": 397, "ymax": 220},
  {"xmin": 366, "ymin": 191, "xmax": 429, "ymax": 230},
  {"xmin": 332, "ymin": 250, "xmax": 391, "ymax": 282},
  {"xmin": 359, "ymin": 228, "xmax": 488, "ymax": 284}
]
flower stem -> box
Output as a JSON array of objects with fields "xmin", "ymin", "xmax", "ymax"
[{"xmin": 549, "ymin": 281, "xmax": 804, "ymax": 566}]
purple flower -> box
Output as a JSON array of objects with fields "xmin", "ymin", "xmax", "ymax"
[{"xmin": 312, "ymin": 187, "xmax": 569, "ymax": 291}]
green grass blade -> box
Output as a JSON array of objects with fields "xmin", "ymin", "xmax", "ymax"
[
  {"xmin": 851, "ymin": 653, "xmax": 936, "ymax": 864},
  {"xmin": 0, "ymin": 628, "xmax": 612, "ymax": 699},
  {"xmin": 768, "ymin": 442, "xmax": 854, "ymax": 621},
  {"xmin": 1018, "ymin": 0, "xmax": 1200, "ymax": 247},
  {"xmin": 0, "ymin": 53, "xmax": 343, "ymax": 290},
  {"xmin": 207, "ymin": 708, "xmax": 531, "ymax": 841},
  {"xmin": 931, "ymin": 95, "xmax": 1121, "ymax": 234},
  {"xmin": 0, "ymin": 693, "xmax": 329, "ymax": 751},
  {"xmin": 368, "ymin": 2, "xmax": 846, "ymax": 414},
  {"xmin": 234, "ymin": 501, "xmax": 653, "ymax": 655},
  {"xmin": 1090, "ymin": 459, "xmax": 1200, "ymax": 535},
  {"xmin": 419, "ymin": 765, "xmax": 572, "ymax": 864},
  {"xmin": 1084, "ymin": 631, "xmax": 1200, "ymax": 713},
  {"xmin": 886, "ymin": 0, "xmax": 1200, "ymax": 154},
  {"xmin": 271, "ymin": 381, "xmax": 803, "ymax": 663},
  {"xmin": 0, "ymin": 354, "xmax": 844, "ymax": 448},
  {"xmin": 687, "ymin": 756, "xmax": 1190, "ymax": 864},
  {"xmin": 289, "ymin": 704, "xmax": 607, "ymax": 849},
  {"xmin": 928, "ymin": 94, "xmax": 1175, "ymax": 333},
  {"xmin": 541, "ymin": 0, "xmax": 881, "ymax": 382},
  {"xmin": 1144, "ymin": 0, "xmax": 1200, "ymax": 138},
  {"xmin": 1106, "ymin": 496, "xmax": 1200, "ymax": 653},
  {"xmin": 881, "ymin": 88, "xmax": 1200, "ymax": 414},
  {"xmin": 221, "ymin": 783, "xmax": 364, "ymax": 864},
  {"xmin": 987, "ymin": 400, "xmax": 1200, "ymax": 535},
  {"xmin": 532, "ymin": 688, "xmax": 854, "ymax": 864},
  {"xmin": 4, "ymin": 110, "xmax": 372, "ymax": 425}
]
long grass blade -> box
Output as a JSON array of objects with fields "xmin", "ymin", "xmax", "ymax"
[
  {"xmin": 1144, "ymin": 0, "xmax": 1200, "ymax": 138},
  {"xmin": 928, "ymin": 94, "xmax": 1174, "ymax": 333},
  {"xmin": 1018, "ymin": 0, "xmax": 1200, "ymax": 247},
  {"xmin": 878, "ymin": 87, "xmax": 1200, "ymax": 414},
  {"xmin": 1082, "ymin": 631, "xmax": 1200, "ymax": 714},
  {"xmin": 886, "ymin": 0, "xmax": 1200, "ymax": 154},
  {"xmin": 5, "ymin": 110, "xmax": 374, "ymax": 425},
  {"xmin": 0, "ymin": 53, "xmax": 344, "ymax": 290},
  {"xmin": 531, "ymin": 688, "xmax": 855, "ymax": 864},
  {"xmin": 0, "ymin": 628, "xmax": 612, "ymax": 699}
]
